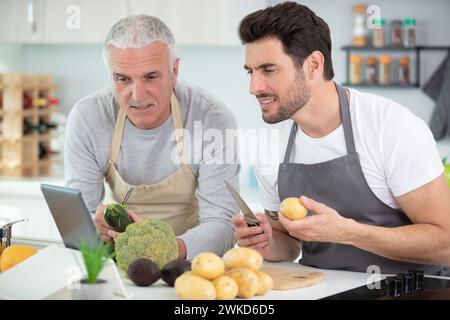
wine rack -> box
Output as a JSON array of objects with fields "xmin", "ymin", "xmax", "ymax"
[{"xmin": 0, "ymin": 73, "xmax": 59, "ymax": 177}]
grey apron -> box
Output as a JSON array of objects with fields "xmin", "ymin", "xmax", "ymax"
[{"xmin": 278, "ymin": 83, "xmax": 448, "ymax": 275}]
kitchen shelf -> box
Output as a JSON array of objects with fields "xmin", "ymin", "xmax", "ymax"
[
  {"xmin": 342, "ymin": 83, "xmax": 420, "ymax": 88},
  {"xmin": 342, "ymin": 45, "xmax": 450, "ymax": 88},
  {"xmin": 0, "ymin": 73, "xmax": 58, "ymax": 177},
  {"xmin": 342, "ymin": 45, "xmax": 450, "ymax": 51}
]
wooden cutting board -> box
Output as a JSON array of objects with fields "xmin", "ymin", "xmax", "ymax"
[{"xmin": 260, "ymin": 266, "xmax": 325, "ymax": 290}]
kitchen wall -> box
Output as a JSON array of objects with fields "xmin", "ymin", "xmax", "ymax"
[
  {"xmin": 2, "ymin": 0, "xmax": 450, "ymax": 188},
  {"xmin": 8, "ymin": 0, "xmax": 448, "ymax": 126}
]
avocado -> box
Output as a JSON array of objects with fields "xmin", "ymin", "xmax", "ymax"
[
  {"xmin": 128, "ymin": 258, "xmax": 161, "ymax": 287},
  {"xmin": 161, "ymin": 259, "xmax": 192, "ymax": 287},
  {"xmin": 104, "ymin": 204, "xmax": 133, "ymax": 232}
]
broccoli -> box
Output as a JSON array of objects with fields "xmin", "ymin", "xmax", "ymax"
[{"xmin": 114, "ymin": 219, "xmax": 179, "ymax": 274}]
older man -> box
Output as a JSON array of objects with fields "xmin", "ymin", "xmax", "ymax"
[{"xmin": 65, "ymin": 15, "xmax": 239, "ymax": 259}]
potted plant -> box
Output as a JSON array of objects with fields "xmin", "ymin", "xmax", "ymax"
[
  {"xmin": 443, "ymin": 157, "xmax": 450, "ymax": 187},
  {"xmin": 71, "ymin": 241, "xmax": 115, "ymax": 300}
]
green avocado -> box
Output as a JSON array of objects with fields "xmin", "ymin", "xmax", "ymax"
[{"xmin": 104, "ymin": 204, "xmax": 133, "ymax": 232}]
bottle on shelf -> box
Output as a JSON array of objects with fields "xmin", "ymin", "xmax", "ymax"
[
  {"xmin": 378, "ymin": 55, "xmax": 392, "ymax": 85},
  {"xmin": 38, "ymin": 143, "xmax": 48, "ymax": 160},
  {"xmin": 372, "ymin": 19, "xmax": 385, "ymax": 48},
  {"xmin": 349, "ymin": 55, "xmax": 362, "ymax": 84},
  {"xmin": 38, "ymin": 118, "xmax": 58, "ymax": 134},
  {"xmin": 403, "ymin": 18, "xmax": 416, "ymax": 48},
  {"xmin": 33, "ymin": 97, "xmax": 59, "ymax": 108},
  {"xmin": 23, "ymin": 119, "xmax": 39, "ymax": 136},
  {"xmin": 352, "ymin": 5, "xmax": 368, "ymax": 47},
  {"xmin": 398, "ymin": 56, "xmax": 410, "ymax": 85},
  {"xmin": 23, "ymin": 92, "xmax": 33, "ymax": 110},
  {"xmin": 390, "ymin": 20, "xmax": 403, "ymax": 47},
  {"xmin": 38, "ymin": 143, "xmax": 57, "ymax": 160},
  {"xmin": 365, "ymin": 57, "xmax": 378, "ymax": 85}
]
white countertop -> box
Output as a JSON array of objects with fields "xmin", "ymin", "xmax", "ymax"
[{"xmin": 48, "ymin": 260, "xmax": 381, "ymax": 300}]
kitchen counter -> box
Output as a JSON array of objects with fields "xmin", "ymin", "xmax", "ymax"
[{"xmin": 47, "ymin": 260, "xmax": 383, "ymax": 300}]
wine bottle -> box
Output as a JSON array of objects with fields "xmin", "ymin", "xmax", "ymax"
[
  {"xmin": 38, "ymin": 118, "xmax": 58, "ymax": 134},
  {"xmin": 23, "ymin": 93, "xmax": 33, "ymax": 109},
  {"xmin": 38, "ymin": 143, "xmax": 48, "ymax": 159},
  {"xmin": 23, "ymin": 119, "xmax": 39, "ymax": 135}
]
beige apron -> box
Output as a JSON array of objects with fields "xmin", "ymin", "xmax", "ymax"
[{"xmin": 104, "ymin": 93, "xmax": 199, "ymax": 236}]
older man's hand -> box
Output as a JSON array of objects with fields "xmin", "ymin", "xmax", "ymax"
[{"xmin": 94, "ymin": 205, "xmax": 142, "ymax": 242}]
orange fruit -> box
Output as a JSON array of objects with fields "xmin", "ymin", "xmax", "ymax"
[
  {"xmin": 0, "ymin": 245, "xmax": 37, "ymax": 272},
  {"xmin": 280, "ymin": 197, "xmax": 308, "ymax": 220}
]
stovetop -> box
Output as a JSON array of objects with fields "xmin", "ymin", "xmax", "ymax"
[{"xmin": 323, "ymin": 276, "xmax": 450, "ymax": 300}]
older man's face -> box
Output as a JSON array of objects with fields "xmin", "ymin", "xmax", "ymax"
[{"xmin": 109, "ymin": 41, "xmax": 178, "ymax": 130}]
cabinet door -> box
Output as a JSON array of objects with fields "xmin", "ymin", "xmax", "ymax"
[
  {"xmin": 0, "ymin": 0, "xmax": 45, "ymax": 43},
  {"xmin": 129, "ymin": 0, "xmax": 267, "ymax": 46},
  {"xmin": 44, "ymin": 0, "xmax": 129, "ymax": 44}
]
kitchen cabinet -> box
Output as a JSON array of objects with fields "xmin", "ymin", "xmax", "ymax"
[
  {"xmin": 129, "ymin": 0, "xmax": 267, "ymax": 45},
  {"xmin": 44, "ymin": 0, "xmax": 129, "ymax": 44},
  {"xmin": 0, "ymin": 0, "xmax": 268, "ymax": 45},
  {"xmin": 0, "ymin": 0, "xmax": 46, "ymax": 43}
]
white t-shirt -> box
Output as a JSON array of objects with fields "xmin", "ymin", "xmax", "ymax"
[{"xmin": 255, "ymin": 88, "xmax": 444, "ymax": 212}]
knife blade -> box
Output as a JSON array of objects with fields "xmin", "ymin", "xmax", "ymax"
[{"xmin": 224, "ymin": 180, "xmax": 260, "ymax": 227}]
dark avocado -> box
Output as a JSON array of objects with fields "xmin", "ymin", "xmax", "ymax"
[
  {"xmin": 161, "ymin": 259, "xmax": 192, "ymax": 287},
  {"xmin": 128, "ymin": 258, "xmax": 161, "ymax": 287}
]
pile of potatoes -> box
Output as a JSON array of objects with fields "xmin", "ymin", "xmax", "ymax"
[{"xmin": 175, "ymin": 247, "xmax": 273, "ymax": 300}]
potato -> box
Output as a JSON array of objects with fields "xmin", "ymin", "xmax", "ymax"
[
  {"xmin": 175, "ymin": 272, "xmax": 216, "ymax": 300},
  {"xmin": 280, "ymin": 197, "xmax": 308, "ymax": 220},
  {"xmin": 192, "ymin": 252, "xmax": 225, "ymax": 280},
  {"xmin": 225, "ymin": 268, "xmax": 259, "ymax": 298},
  {"xmin": 255, "ymin": 271, "xmax": 274, "ymax": 295},
  {"xmin": 213, "ymin": 276, "xmax": 239, "ymax": 300},
  {"xmin": 222, "ymin": 247, "xmax": 263, "ymax": 271}
]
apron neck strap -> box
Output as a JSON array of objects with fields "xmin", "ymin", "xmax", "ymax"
[
  {"xmin": 108, "ymin": 92, "xmax": 186, "ymax": 165},
  {"xmin": 283, "ymin": 82, "xmax": 355, "ymax": 163},
  {"xmin": 109, "ymin": 97, "xmax": 126, "ymax": 164},
  {"xmin": 335, "ymin": 83, "xmax": 356, "ymax": 154},
  {"xmin": 170, "ymin": 92, "xmax": 186, "ymax": 164}
]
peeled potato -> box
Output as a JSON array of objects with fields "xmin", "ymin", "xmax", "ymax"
[
  {"xmin": 255, "ymin": 270, "xmax": 274, "ymax": 295},
  {"xmin": 280, "ymin": 197, "xmax": 307, "ymax": 220},
  {"xmin": 175, "ymin": 272, "xmax": 216, "ymax": 300},
  {"xmin": 192, "ymin": 252, "xmax": 225, "ymax": 280},
  {"xmin": 222, "ymin": 247, "xmax": 263, "ymax": 271},
  {"xmin": 213, "ymin": 275, "xmax": 239, "ymax": 300},
  {"xmin": 225, "ymin": 268, "xmax": 259, "ymax": 298}
]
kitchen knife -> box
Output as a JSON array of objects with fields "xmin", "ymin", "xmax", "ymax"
[{"xmin": 224, "ymin": 180, "xmax": 260, "ymax": 227}]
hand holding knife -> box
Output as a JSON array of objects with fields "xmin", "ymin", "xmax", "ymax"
[{"xmin": 224, "ymin": 180, "xmax": 261, "ymax": 228}]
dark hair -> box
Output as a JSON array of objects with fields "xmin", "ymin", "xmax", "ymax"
[{"xmin": 239, "ymin": 1, "xmax": 334, "ymax": 80}]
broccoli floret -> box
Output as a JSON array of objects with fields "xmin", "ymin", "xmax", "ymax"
[{"xmin": 115, "ymin": 219, "xmax": 179, "ymax": 274}]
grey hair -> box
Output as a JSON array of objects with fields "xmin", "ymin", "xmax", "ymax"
[{"xmin": 103, "ymin": 15, "xmax": 178, "ymax": 71}]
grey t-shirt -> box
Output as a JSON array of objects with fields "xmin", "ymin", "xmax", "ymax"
[{"xmin": 64, "ymin": 81, "xmax": 240, "ymax": 259}]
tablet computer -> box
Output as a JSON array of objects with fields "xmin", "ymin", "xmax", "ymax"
[{"xmin": 40, "ymin": 184, "xmax": 100, "ymax": 250}]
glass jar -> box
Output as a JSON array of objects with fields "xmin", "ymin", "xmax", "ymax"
[
  {"xmin": 378, "ymin": 55, "xmax": 392, "ymax": 85},
  {"xmin": 390, "ymin": 20, "xmax": 402, "ymax": 47},
  {"xmin": 403, "ymin": 18, "xmax": 416, "ymax": 48},
  {"xmin": 352, "ymin": 5, "xmax": 368, "ymax": 47},
  {"xmin": 372, "ymin": 19, "xmax": 385, "ymax": 48},
  {"xmin": 399, "ymin": 56, "xmax": 410, "ymax": 85},
  {"xmin": 365, "ymin": 57, "xmax": 378, "ymax": 84},
  {"xmin": 349, "ymin": 55, "xmax": 362, "ymax": 84}
]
